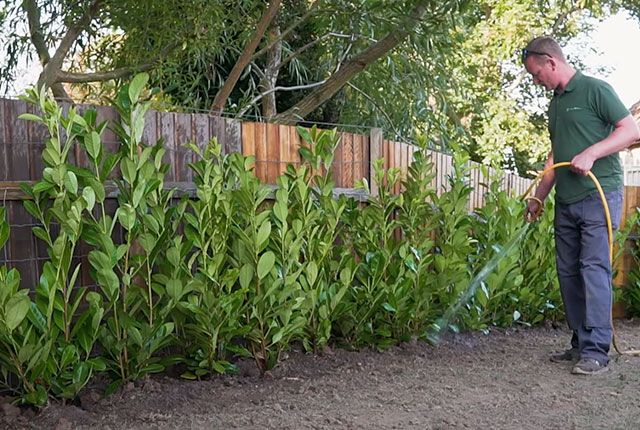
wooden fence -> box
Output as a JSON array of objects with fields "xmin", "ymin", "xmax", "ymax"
[{"xmin": 0, "ymin": 97, "xmax": 622, "ymax": 294}]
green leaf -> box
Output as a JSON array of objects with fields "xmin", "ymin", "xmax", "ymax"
[
  {"xmin": 273, "ymin": 201, "xmax": 288, "ymax": 224},
  {"xmin": 32, "ymin": 181, "xmax": 54, "ymax": 194},
  {"xmin": 32, "ymin": 226, "xmax": 49, "ymax": 244},
  {"xmin": 64, "ymin": 171, "xmax": 78, "ymax": 194},
  {"xmin": 166, "ymin": 279, "xmax": 183, "ymax": 300},
  {"xmin": 257, "ymin": 252, "xmax": 275, "ymax": 280},
  {"xmin": 82, "ymin": 186, "xmax": 96, "ymax": 211},
  {"xmin": 85, "ymin": 131, "xmax": 102, "ymax": 160},
  {"xmin": 382, "ymin": 303, "xmax": 396, "ymax": 313},
  {"xmin": 306, "ymin": 262, "xmax": 318, "ymax": 286},
  {"xmin": 128, "ymin": 73, "xmax": 149, "ymax": 104},
  {"xmin": 89, "ymin": 179, "xmax": 106, "ymax": 203},
  {"xmin": 256, "ymin": 220, "xmax": 271, "ymax": 251},
  {"xmin": 0, "ymin": 219, "xmax": 9, "ymax": 249},
  {"xmin": 271, "ymin": 329, "xmax": 284, "ymax": 344},
  {"xmin": 18, "ymin": 113, "xmax": 43, "ymax": 123},
  {"xmin": 5, "ymin": 294, "xmax": 30, "ymax": 331},
  {"xmin": 297, "ymin": 126, "xmax": 312, "ymax": 145},
  {"xmin": 239, "ymin": 264, "xmax": 254, "ymax": 289},
  {"xmin": 117, "ymin": 205, "xmax": 136, "ymax": 231},
  {"xmin": 60, "ymin": 345, "xmax": 78, "ymax": 368},
  {"xmin": 181, "ymin": 371, "xmax": 197, "ymax": 380},
  {"xmin": 73, "ymin": 361, "xmax": 90, "ymax": 385},
  {"xmin": 128, "ymin": 326, "xmax": 143, "ymax": 346},
  {"xmin": 121, "ymin": 158, "xmax": 137, "ymax": 184}
]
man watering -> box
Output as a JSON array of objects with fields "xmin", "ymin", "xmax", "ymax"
[{"xmin": 522, "ymin": 36, "xmax": 640, "ymax": 375}]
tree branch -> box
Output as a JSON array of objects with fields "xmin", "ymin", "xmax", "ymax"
[
  {"xmin": 259, "ymin": 24, "xmax": 282, "ymax": 118},
  {"xmin": 23, "ymin": 0, "xmax": 50, "ymax": 66},
  {"xmin": 210, "ymin": 0, "xmax": 282, "ymax": 115},
  {"xmin": 275, "ymin": 0, "xmax": 432, "ymax": 124},
  {"xmin": 57, "ymin": 62, "xmax": 157, "ymax": 83},
  {"xmin": 251, "ymin": 0, "xmax": 319, "ymax": 62},
  {"xmin": 236, "ymin": 80, "xmax": 327, "ymax": 119},
  {"xmin": 276, "ymin": 32, "xmax": 365, "ymax": 74},
  {"xmin": 37, "ymin": 0, "xmax": 104, "ymax": 93}
]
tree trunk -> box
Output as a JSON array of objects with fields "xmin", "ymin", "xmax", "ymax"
[
  {"xmin": 259, "ymin": 24, "xmax": 283, "ymax": 119},
  {"xmin": 210, "ymin": 0, "xmax": 282, "ymax": 115},
  {"xmin": 26, "ymin": 0, "xmax": 104, "ymax": 101},
  {"xmin": 274, "ymin": 0, "xmax": 430, "ymax": 124}
]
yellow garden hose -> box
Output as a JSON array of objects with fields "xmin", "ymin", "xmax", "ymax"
[{"xmin": 523, "ymin": 162, "xmax": 640, "ymax": 356}]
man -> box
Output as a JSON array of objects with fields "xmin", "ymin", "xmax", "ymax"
[{"xmin": 522, "ymin": 36, "xmax": 640, "ymax": 375}]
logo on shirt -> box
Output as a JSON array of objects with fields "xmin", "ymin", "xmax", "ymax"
[{"xmin": 566, "ymin": 106, "xmax": 583, "ymax": 112}]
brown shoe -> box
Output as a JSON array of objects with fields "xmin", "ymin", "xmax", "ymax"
[
  {"xmin": 571, "ymin": 358, "xmax": 609, "ymax": 375},
  {"xmin": 549, "ymin": 348, "xmax": 579, "ymax": 363}
]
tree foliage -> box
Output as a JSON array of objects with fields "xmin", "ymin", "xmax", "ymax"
[{"xmin": 1, "ymin": 0, "xmax": 640, "ymax": 174}]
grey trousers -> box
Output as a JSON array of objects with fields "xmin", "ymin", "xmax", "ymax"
[{"xmin": 554, "ymin": 189, "xmax": 623, "ymax": 364}]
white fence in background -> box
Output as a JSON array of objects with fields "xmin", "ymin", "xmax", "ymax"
[{"xmin": 625, "ymin": 166, "xmax": 640, "ymax": 186}]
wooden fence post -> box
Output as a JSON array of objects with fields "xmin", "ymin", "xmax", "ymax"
[{"xmin": 369, "ymin": 128, "xmax": 383, "ymax": 197}]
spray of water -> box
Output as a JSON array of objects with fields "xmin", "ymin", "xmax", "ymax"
[{"xmin": 426, "ymin": 222, "xmax": 532, "ymax": 345}]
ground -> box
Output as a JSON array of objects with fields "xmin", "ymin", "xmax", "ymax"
[{"xmin": 4, "ymin": 320, "xmax": 640, "ymax": 429}]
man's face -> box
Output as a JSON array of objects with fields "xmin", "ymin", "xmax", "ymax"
[{"xmin": 524, "ymin": 56, "xmax": 555, "ymax": 91}]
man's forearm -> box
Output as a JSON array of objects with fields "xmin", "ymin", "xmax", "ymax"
[{"xmin": 586, "ymin": 115, "xmax": 640, "ymax": 160}]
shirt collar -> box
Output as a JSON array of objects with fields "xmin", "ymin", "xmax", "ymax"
[{"xmin": 555, "ymin": 70, "xmax": 582, "ymax": 95}]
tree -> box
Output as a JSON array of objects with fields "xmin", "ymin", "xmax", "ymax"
[
  {"xmin": 0, "ymin": 0, "xmax": 465, "ymax": 120},
  {"xmin": 431, "ymin": 0, "xmax": 640, "ymax": 174},
  {"xmin": 3, "ymin": 0, "xmax": 640, "ymax": 176}
]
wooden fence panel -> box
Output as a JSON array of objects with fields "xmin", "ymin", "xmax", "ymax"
[
  {"xmin": 175, "ymin": 113, "xmax": 192, "ymax": 182},
  {"xmin": 287, "ymin": 125, "xmax": 301, "ymax": 168},
  {"xmin": 192, "ymin": 113, "xmax": 210, "ymax": 154},
  {"xmin": 342, "ymin": 133, "xmax": 354, "ymax": 188},
  {"xmin": 266, "ymin": 123, "xmax": 280, "ymax": 184},
  {"xmin": 255, "ymin": 122, "xmax": 268, "ymax": 183},
  {"xmin": 353, "ymin": 133, "xmax": 363, "ymax": 185},
  {"xmin": 0, "ymin": 98, "xmax": 549, "ymax": 290},
  {"xmin": 242, "ymin": 121, "xmax": 256, "ymax": 166},
  {"xmin": 369, "ymin": 129, "xmax": 383, "ymax": 197},
  {"xmin": 159, "ymin": 111, "xmax": 177, "ymax": 182}
]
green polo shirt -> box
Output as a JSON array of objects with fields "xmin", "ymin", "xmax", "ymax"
[{"xmin": 548, "ymin": 71, "xmax": 629, "ymax": 204}]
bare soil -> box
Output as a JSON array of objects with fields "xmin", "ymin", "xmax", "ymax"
[{"xmin": 4, "ymin": 319, "xmax": 640, "ymax": 430}]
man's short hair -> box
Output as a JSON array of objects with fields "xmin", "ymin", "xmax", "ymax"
[{"xmin": 524, "ymin": 36, "xmax": 566, "ymax": 63}]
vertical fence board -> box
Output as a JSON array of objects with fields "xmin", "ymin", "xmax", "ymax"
[
  {"xmin": 255, "ymin": 122, "xmax": 267, "ymax": 182},
  {"xmin": 225, "ymin": 119, "xmax": 242, "ymax": 155},
  {"xmin": 7, "ymin": 100, "xmax": 30, "ymax": 181},
  {"xmin": 142, "ymin": 109, "xmax": 158, "ymax": 146},
  {"xmin": 342, "ymin": 133, "xmax": 354, "ymax": 188},
  {"xmin": 369, "ymin": 129, "xmax": 383, "ymax": 197},
  {"xmin": 175, "ymin": 113, "xmax": 191, "ymax": 182},
  {"xmin": 159, "ymin": 112, "xmax": 176, "ymax": 181},
  {"xmin": 353, "ymin": 133, "xmax": 363, "ymax": 184},
  {"xmin": 242, "ymin": 122, "xmax": 256, "ymax": 176},
  {"xmin": 288, "ymin": 125, "xmax": 301, "ymax": 167},
  {"xmin": 193, "ymin": 113, "xmax": 210, "ymax": 152},
  {"xmin": 278, "ymin": 125, "xmax": 290, "ymax": 176},
  {"xmin": 332, "ymin": 132, "xmax": 344, "ymax": 187},
  {"xmin": 266, "ymin": 123, "xmax": 280, "ymax": 184},
  {"xmin": 211, "ymin": 116, "xmax": 228, "ymax": 156},
  {"xmin": 26, "ymin": 102, "xmax": 48, "ymax": 180},
  {"xmin": 393, "ymin": 142, "xmax": 400, "ymax": 194},
  {"xmin": 435, "ymin": 152, "xmax": 443, "ymax": 195},
  {"xmin": 363, "ymin": 135, "xmax": 370, "ymax": 187}
]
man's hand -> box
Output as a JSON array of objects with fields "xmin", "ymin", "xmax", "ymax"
[
  {"xmin": 524, "ymin": 199, "xmax": 543, "ymax": 222},
  {"xmin": 570, "ymin": 148, "xmax": 595, "ymax": 176}
]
